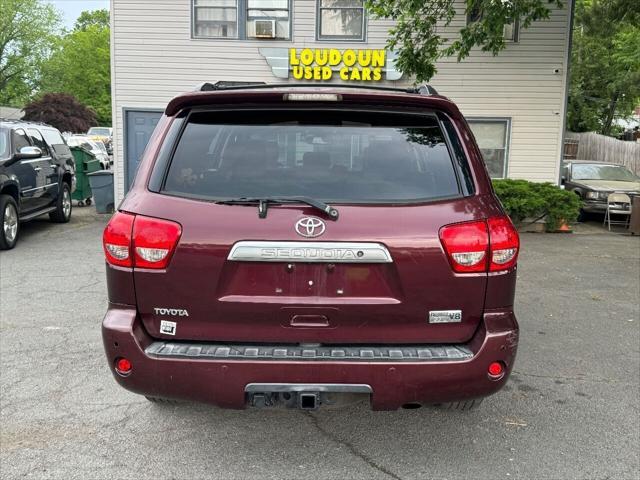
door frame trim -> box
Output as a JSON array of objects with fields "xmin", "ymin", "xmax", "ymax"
[{"xmin": 122, "ymin": 107, "xmax": 164, "ymax": 194}]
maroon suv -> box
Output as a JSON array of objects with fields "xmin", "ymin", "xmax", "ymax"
[{"xmin": 101, "ymin": 84, "xmax": 520, "ymax": 411}]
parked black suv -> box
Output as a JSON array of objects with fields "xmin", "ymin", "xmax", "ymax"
[{"xmin": 0, "ymin": 120, "xmax": 76, "ymax": 250}]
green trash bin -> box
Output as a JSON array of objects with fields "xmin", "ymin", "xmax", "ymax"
[{"xmin": 70, "ymin": 146, "xmax": 101, "ymax": 205}]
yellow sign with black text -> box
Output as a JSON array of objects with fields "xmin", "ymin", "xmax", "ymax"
[{"xmin": 289, "ymin": 48, "xmax": 386, "ymax": 82}]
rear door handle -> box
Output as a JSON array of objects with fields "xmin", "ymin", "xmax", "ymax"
[{"xmin": 33, "ymin": 167, "xmax": 42, "ymax": 172}]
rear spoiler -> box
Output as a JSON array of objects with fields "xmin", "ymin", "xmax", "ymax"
[{"xmin": 165, "ymin": 83, "xmax": 446, "ymax": 116}]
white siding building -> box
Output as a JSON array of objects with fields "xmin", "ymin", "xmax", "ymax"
[{"xmin": 110, "ymin": 0, "xmax": 573, "ymax": 203}]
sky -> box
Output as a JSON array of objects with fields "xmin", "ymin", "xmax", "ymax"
[{"xmin": 47, "ymin": 0, "xmax": 110, "ymax": 29}]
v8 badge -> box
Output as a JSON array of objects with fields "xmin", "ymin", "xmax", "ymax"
[{"xmin": 428, "ymin": 310, "xmax": 462, "ymax": 323}]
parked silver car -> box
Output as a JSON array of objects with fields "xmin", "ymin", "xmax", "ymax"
[{"xmin": 561, "ymin": 160, "xmax": 640, "ymax": 215}]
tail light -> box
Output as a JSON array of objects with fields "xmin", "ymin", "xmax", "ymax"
[
  {"xmin": 439, "ymin": 216, "xmax": 519, "ymax": 273},
  {"xmin": 439, "ymin": 221, "xmax": 489, "ymax": 273},
  {"xmin": 103, "ymin": 212, "xmax": 134, "ymax": 267},
  {"xmin": 488, "ymin": 216, "xmax": 520, "ymax": 271},
  {"xmin": 133, "ymin": 216, "xmax": 182, "ymax": 269},
  {"xmin": 103, "ymin": 212, "xmax": 182, "ymax": 270}
]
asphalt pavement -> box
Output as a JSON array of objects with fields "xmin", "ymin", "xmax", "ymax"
[{"xmin": 1, "ymin": 207, "xmax": 639, "ymax": 480}]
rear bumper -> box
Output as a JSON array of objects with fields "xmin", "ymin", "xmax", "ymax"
[{"xmin": 102, "ymin": 307, "xmax": 519, "ymax": 410}]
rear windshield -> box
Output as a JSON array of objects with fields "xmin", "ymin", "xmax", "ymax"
[
  {"xmin": 88, "ymin": 128, "xmax": 111, "ymax": 136},
  {"xmin": 572, "ymin": 164, "xmax": 639, "ymax": 182},
  {"xmin": 162, "ymin": 110, "xmax": 463, "ymax": 203}
]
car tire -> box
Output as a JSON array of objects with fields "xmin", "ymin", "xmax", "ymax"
[
  {"xmin": 145, "ymin": 396, "xmax": 179, "ymax": 405},
  {"xmin": 49, "ymin": 183, "xmax": 72, "ymax": 223},
  {"xmin": 577, "ymin": 209, "xmax": 590, "ymax": 222},
  {"xmin": 0, "ymin": 194, "xmax": 20, "ymax": 250},
  {"xmin": 440, "ymin": 398, "xmax": 484, "ymax": 411}
]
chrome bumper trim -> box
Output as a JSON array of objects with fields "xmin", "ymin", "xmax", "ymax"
[{"xmin": 227, "ymin": 241, "xmax": 393, "ymax": 263}]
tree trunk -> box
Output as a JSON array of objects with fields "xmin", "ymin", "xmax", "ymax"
[{"xmin": 600, "ymin": 93, "xmax": 618, "ymax": 136}]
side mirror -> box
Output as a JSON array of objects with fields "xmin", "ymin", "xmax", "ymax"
[
  {"xmin": 3, "ymin": 146, "xmax": 42, "ymax": 167},
  {"xmin": 15, "ymin": 146, "xmax": 42, "ymax": 160},
  {"xmin": 560, "ymin": 175, "xmax": 566, "ymax": 185}
]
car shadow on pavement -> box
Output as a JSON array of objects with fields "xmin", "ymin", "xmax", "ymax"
[
  {"xmin": 5, "ymin": 206, "xmax": 109, "ymax": 250},
  {"xmin": 129, "ymin": 396, "xmax": 516, "ymax": 479}
]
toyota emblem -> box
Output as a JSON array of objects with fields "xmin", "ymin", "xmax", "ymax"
[{"xmin": 295, "ymin": 217, "xmax": 326, "ymax": 238}]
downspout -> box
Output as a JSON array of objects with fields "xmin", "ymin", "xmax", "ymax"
[
  {"xmin": 557, "ymin": 0, "xmax": 576, "ymax": 185},
  {"xmin": 109, "ymin": 0, "xmax": 119, "ymax": 203}
]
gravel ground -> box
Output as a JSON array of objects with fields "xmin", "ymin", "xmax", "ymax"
[{"xmin": 1, "ymin": 207, "xmax": 639, "ymax": 480}]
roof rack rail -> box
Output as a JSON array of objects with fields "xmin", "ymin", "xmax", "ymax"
[
  {"xmin": 193, "ymin": 82, "xmax": 439, "ymax": 95},
  {"xmin": 195, "ymin": 81, "xmax": 268, "ymax": 91},
  {"xmin": 0, "ymin": 118, "xmax": 52, "ymax": 126},
  {"xmin": 414, "ymin": 84, "xmax": 439, "ymax": 95}
]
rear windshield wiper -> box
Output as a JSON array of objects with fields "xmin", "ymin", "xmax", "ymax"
[{"xmin": 215, "ymin": 196, "xmax": 340, "ymax": 220}]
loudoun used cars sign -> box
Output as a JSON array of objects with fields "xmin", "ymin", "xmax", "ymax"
[
  {"xmin": 290, "ymin": 48, "xmax": 386, "ymax": 81},
  {"xmin": 259, "ymin": 47, "xmax": 402, "ymax": 81}
]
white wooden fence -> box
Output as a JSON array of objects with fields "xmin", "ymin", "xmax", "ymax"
[{"xmin": 565, "ymin": 132, "xmax": 640, "ymax": 174}]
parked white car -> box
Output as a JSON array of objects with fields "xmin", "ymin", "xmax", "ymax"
[
  {"xmin": 66, "ymin": 135, "xmax": 111, "ymax": 170},
  {"xmin": 87, "ymin": 127, "xmax": 113, "ymax": 154}
]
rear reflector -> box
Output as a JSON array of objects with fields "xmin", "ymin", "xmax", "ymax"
[
  {"xmin": 439, "ymin": 216, "xmax": 519, "ymax": 274},
  {"xmin": 488, "ymin": 361, "xmax": 505, "ymax": 379},
  {"xmin": 115, "ymin": 357, "xmax": 132, "ymax": 376},
  {"xmin": 103, "ymin": 213, "xmax": 182, "ymax": 270}
]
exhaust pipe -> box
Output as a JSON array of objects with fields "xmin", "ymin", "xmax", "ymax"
[{"xmin": 298, "ymin": 392, "xmax": 319, "ymax": 410}]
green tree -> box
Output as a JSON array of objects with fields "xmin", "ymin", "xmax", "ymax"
[
  {"xmin": 364, "ymin": 0, "xmax": 563, "ymax": 82},
  {"xmin": 74, "ymin": 9, "xmax": 110, "ymax": 31},
  {"xmin": 0, "ymin": 0, "xmax": 61, "ymax": 106},
  {"xmin": 40, "ymin": 15, "xmax": 111, "ymax": 125},
  {"xmin": 567, "ymin": 0, "xmax": 640, "ymax": 135}
]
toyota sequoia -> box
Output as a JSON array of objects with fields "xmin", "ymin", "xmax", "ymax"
[{"xmin": 101, "ymin": 84, "xmax": 520, "ymax": 411}]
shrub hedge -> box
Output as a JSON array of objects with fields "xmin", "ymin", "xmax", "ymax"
[{"xmin": 492, "ymin": 179, "xmax": 581, "ymax": 231}]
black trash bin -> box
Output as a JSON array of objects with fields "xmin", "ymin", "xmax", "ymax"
[{"xmin": 87, "ymin": 170, "xmax": 115, "ymax": 214}]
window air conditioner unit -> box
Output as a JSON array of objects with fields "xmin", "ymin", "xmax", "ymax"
[{"xmin": 253, "ymin": 19, "xmax": 276, "ymax": 38}]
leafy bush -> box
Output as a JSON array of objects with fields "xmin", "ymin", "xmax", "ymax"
[
  {"xmin": 492, "ymin": 179, "xmax": 581, "ymax": 231},
  {"xmin": 23, "ymin": 93, "xmax": 97, "ymax": 133}
]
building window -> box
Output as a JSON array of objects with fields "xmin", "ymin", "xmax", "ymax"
[
  {"xmin": 467, "ymin": 6, "xmax": 519, "ymax": 42},
  {"xmin": 317, "ymin": 0, "xmax": 366, "ymax": 41},
  {"xmin": 246, "ymin": 0, "xmax": 291, "ymax": 39},
  {"xmin": 193, "ymin": 0, "xmax": 291, "ymax": 39},
  {"xmin": 194, "ymin": 0, "xmax": 239, "ymax": 38},
  {"xmin": 468, "ymin": 119, "xmax": 510, "ymax": 178}
]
